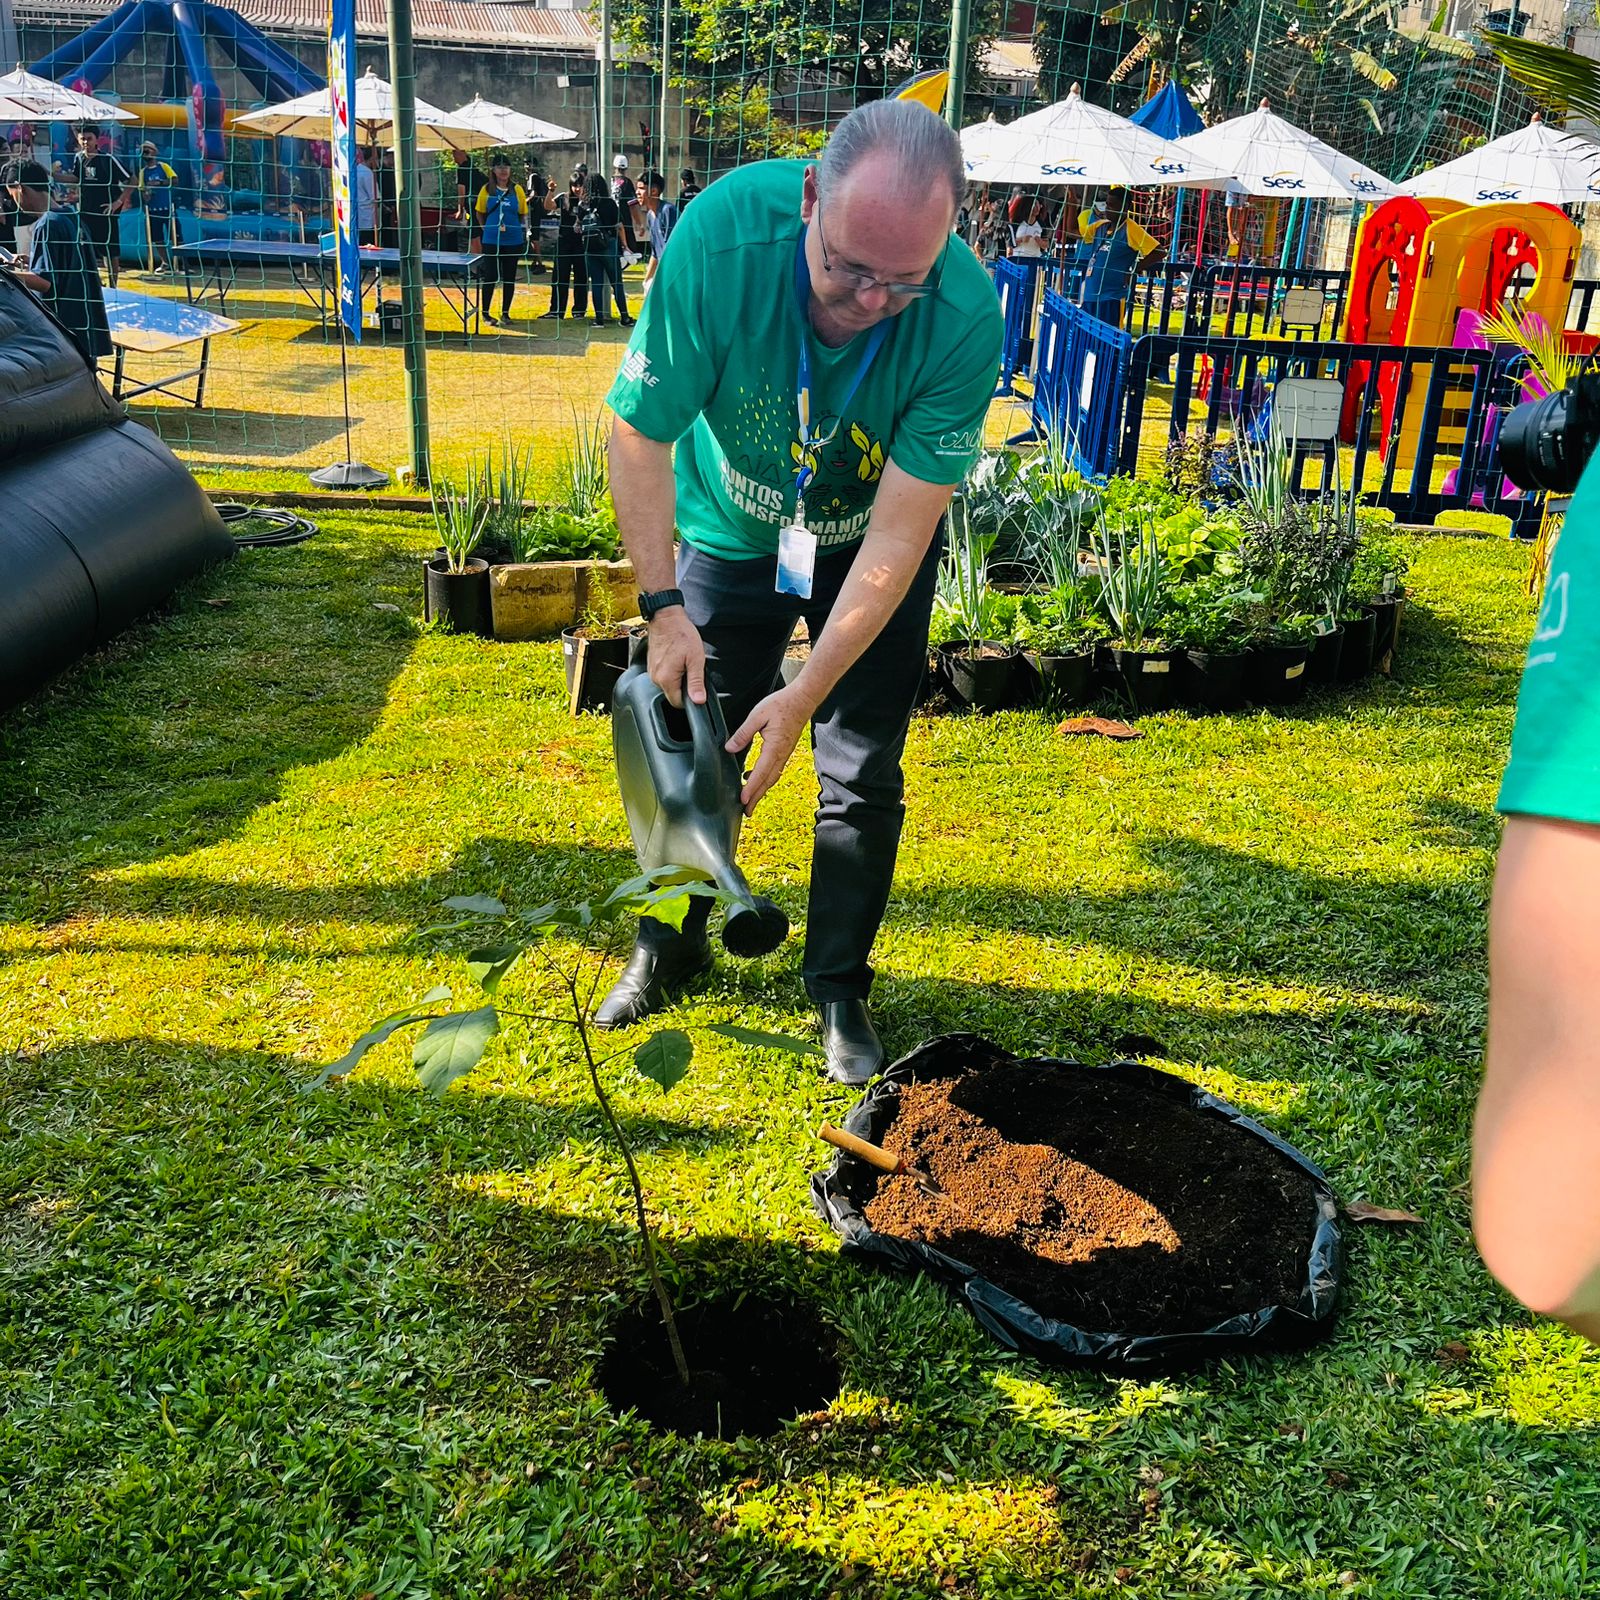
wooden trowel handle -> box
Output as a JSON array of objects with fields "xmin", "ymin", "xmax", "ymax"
[{"xmin": 818, "ymin": 1123, "xmax": 904, "ymax": 1174}]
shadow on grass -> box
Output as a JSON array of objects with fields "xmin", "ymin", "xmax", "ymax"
[
  {"xmin": 132, "ymin": 404, "xmax": 354, "ymax": 457},
  {"xmin": 0, "ymin": 535, "xmax": 422, "ymax": 923},
  {"xmin": 889, "ymin": 832, "xmax": 1487, "ymax": 1006}
]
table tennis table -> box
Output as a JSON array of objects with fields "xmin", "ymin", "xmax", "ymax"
[
  {"xmin": 102, "ymin": 288, "xmax": 243, "ymax": 408},
  {"xmin": 175, "ymin": 239, "xmax": 486, "ymax": 332}
]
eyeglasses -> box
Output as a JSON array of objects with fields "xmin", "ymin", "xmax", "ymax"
[{"xmin": 815, "ymin": 196, "xmax": 945, "ymax": 300}]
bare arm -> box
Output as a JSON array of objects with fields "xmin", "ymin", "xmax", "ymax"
[
  {"xmin": 1476, "ymin": 813, "xmax": 1600, "ymax": 1341},
  {"xmin": 10, "ymin": 268, "xmax": 49, "ymax": 293},
  {"xmin": 727, "ymin": 459, "xmax": 954, "ymax": 813},
  {"xmin": 608, "ymin": 413, "xmax": 706, "ymax": 707}
]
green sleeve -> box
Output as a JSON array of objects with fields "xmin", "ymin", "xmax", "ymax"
[
  {"xmin": 1498, "ymin": 461, "xmax": 1600, "ymax": 825},
  {"xmin": 886, "ymin": 279, "xmax": 1003, "ymax": 486},
  {"xmin": 604, "ymin": 203, "xmax": 719, "ymax": 444}
]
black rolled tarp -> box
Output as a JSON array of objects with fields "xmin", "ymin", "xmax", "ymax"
[
  {"xmin": 811, "ymin": 1033, "xmax": 1343, "ymax": 1374},
  {"xmin": 0, "ymin": 274, "xmax": 232, "ymax": 714}
]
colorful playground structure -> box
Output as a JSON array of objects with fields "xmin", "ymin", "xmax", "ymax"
[{"xmin": 1339, "ymin": 193, "xmax": 1583, "ymax": 457}]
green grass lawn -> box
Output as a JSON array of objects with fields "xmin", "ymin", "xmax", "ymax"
[{"xmin": 3, "ymin": 514, "xmax": 1597, "ymax": 1598}]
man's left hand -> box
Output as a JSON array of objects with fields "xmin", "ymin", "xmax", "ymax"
[{"xmin": 726, "ymin": 687, "xmax": 812, "ymax": 814}]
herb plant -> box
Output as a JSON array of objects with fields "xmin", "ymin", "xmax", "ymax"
[
  {"xmin": 430, "ymin": 471, "xmax": 491, "ymax": 575},
  {"xmin": 1092, "ymin": 517, "xmax": 1169, "ymax": 650}
]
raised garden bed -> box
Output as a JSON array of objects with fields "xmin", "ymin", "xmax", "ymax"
[
  {"xmin": 813, "ymin": 1034, "xmax": 1340, "ymax": 1372},
  {"xmin": 489, "ymin": 558, "xmax": 636, "ymax": 641}
]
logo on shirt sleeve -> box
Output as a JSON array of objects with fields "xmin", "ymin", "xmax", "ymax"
[
  {"xmin": 936, "ymin": 425, "xmax": 983, "ymax": 454},
  {"xmin": 619, "ymin": 349, "xmax": 656, "ymax": 388}
]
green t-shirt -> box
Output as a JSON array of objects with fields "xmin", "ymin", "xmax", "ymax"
[
  {"xmin": 604, "ymin": 160, "xmax": 1003, "ymax": 561},
  {"xmin": 1499, "ymin": 458, "xmax": 1600, "ymax": 823}
]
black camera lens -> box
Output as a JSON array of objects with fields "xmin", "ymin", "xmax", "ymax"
[{"xmin": 1500, "ymin": 373, "xmax": 1600, "ymax": 496}]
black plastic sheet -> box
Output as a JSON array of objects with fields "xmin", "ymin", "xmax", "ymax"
[{"xmin": 811, "ymin": 1033, "xmax": 1342, "ymax": 1373}]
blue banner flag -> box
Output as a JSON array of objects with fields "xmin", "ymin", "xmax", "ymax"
[{"xmin": 328, "ymin": 0, "xmax": 361, "ymax": 340}]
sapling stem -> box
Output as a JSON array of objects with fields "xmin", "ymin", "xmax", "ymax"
[{"xmin": 565, "ymin": 964, "xmax": 692, "ymax": 1389}]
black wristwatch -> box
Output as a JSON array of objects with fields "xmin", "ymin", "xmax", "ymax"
[{"xmin": 638, "ymin": 587, "xmax": 685, "ymax": 620}]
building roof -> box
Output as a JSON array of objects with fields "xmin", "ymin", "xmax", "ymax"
[{"xmin": 17, "ymin": 0, "xmax": 598, "ymax": 52}]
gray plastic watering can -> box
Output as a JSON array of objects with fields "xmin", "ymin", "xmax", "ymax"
[{"xmin": 612, "ymin": 662, "xmax": 790, "ymax": 957}]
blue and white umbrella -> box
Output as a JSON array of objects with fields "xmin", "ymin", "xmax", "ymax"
[
  {"xmin": 966, "ymin": 86, "xmax": 1234, "ymax": 190},
  {"xmin": 1173, "ymin": 99, "xmax": 1394, "ymax": 202},
  {"xmin": 1399, "ymin": 115, "xmax": 1600, "ymax": 206}
]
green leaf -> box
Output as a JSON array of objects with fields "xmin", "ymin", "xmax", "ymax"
[
  {"xmin": 442, "ymin": 894, "xmax": 507, "ymax": 917},
  {"xmin": 413, "ymin": 1007, "xmax": 500, "ymax": 1093},
  {"xmin": 703, "ymin": 1022, "xmax": 824, "ymax": 1058},
  {"xmin": 308, "ymin": 986, "xmax": 453, "ymax": 1090},
  {"xmin": 634, "ymin": 1029, "xmax": 693, "ymax": 1092},
  {"xmin": 466, "ymin": 943, "xmax": 523, "ymax": 997},
  {"xmin": 1482, "ymin": 30, "xmax": 1600, "ymax": 119},
  {"xmin": 639, "ymin": 889, "xmax": 693, "ymax": 933}
]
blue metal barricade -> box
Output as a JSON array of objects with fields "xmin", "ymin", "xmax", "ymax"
[
  {"xmin": 1021, "ymin": 292, "xmax": 1132, "ymax": 477},
  {"xmin": 991, "ymin": 258, "xmax": 1047, "ymax": 396}
]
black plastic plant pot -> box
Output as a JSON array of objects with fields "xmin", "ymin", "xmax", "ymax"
[
  {"xmin": 1252, "ymin": 642, "xmax": 1311, "ymax": 707},
  {"xmin": 1104, "ymin": 644, "xmax": 1177, "ymax": 713},
  {"xmin": 1181, "ymin": 647, "xmax": 1252, "ymax": 713},
  {"xmin": 563, "ymin": 626, "xmax": 633, "ymax": 714},
  {"xmin": 939, "ymin": 640, "xmax": 1017, "ymax": 712},
  {"xmin": 1305, "ymin": 626, "xmax": 1345, "ymax": 688},
  {"xmin": 423, "ymin": 555, "xmax": 492, "ymax": 637},
  {"xmin": 810, "ymin": 1033, "xmax": 1342, "ymax": 1374},
  {"xmin": 917, "ymin": 648, "xmax": 947, "ymax": 707},
  {"xmin": 1369, "ymin": 596, "xmax": 1405, "ymax": 677},
  {"xmin": 1021, "ymin": 648, "xmax": 1095, "ymax": 706},
  {"xmin": 1337, "ymin": 609, "xmax": 1377, "ymax": 681}
]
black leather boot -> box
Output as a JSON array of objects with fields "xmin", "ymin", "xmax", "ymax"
[
  {"xmin": 819, "ymin": 999, "xmax": 884, "ymax": 1086},
  {"xmin": 594, "ymin": 936, "xmax": 712, "ymax": 1029}
]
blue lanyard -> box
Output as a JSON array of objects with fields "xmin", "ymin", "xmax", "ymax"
[{"xmin": 793, "ymin": 230, "xmax": 889, "ymax": 512}]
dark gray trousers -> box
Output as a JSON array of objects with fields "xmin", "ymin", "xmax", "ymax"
[{"xmin": 636, "ymin": 533, "xmax": 941, "ymax": 1002}]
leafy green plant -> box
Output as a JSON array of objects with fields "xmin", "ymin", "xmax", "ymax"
[
  {"xmin": 430, "ymin": 471, "xmax": 491, "ymax": 574},
  {"xmin": 961, "ymin": 439, "xmax": 1097, "ymax": 581},
  {"xmin": 558, "ymin": 408, "xmax": 611, "ymax": 521},
  {"xmin": 315, "ymin": 868, "xmax": 819, "ymax": 1390},
  {"xmin": 1092, "ymin": 516, "xmax": 1169, "ymax": 650},
  {"xmin": 1348, "ymin": 528, "xmax": 1412, "ymax": 608},
  {"xmin": 933, "ymin": 496, "xmax": 1006, "ymax": 651},
  {"xmin": 1095, "ymin": 473, "xmax": 1187, "ymax": 529},
  {"xmin": 1161, "ymin": 571, "xmax": 1263, "ymax": 654},
  {"xmin": 514, "ymin": 506, "xmax": 621, "ymax": 565},
  {"xmin": 482, "ymin": 439, "xmax": 533, "ymax": 553},
  {"xmin": 1016, "ymin": 587, "xmax": 1108, "ymax": 655}
]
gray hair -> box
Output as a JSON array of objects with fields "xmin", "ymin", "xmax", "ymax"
[{"xmin": 818, "ymin": 98, "xmax": 963, "ymax": 214}]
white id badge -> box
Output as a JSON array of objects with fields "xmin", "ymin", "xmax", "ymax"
[{"xmin": 776, "ymin": 521, "xmax": 817, "ymax": 598}]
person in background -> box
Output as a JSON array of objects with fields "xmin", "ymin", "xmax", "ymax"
[
  {"xmin": 377, "ymin": 146, "xmax": 398, "ymax": 249},
  {"xmin": 1076, "ymin": 186, "xmax": 1158, "ymax": 327},
  {"xmin": 473, "ymin": 152, "xmax": 528, "ymax": 328},
  {"xmin": 1225, "ymin": 182, "xmax": 1255, "ymax": 261},
  {"xmin": 677, "ymin": 167, "xmax": 700, "ymax": 208},
  {"xmin": 71, "ymin": 124, "xmax": 130, "ymax": 284},
  {"xmin": 0, "ymin": 162, "xmax": 17, "ymax": 256},
  {"xmin": 2, "ymin": 160, "xmax": 111, "ymax": 363},
  {"xmin": 523, "ymin": 160, "xmax": 549, "ymax": 273},
  {"xmin": 1476, "ymin": 445, "xmax": 1600, "ymax": 1347},
  {"xmin": 1006, "ymin": 186, "xmax": 1031, "ymax": 227},
  {"xmin": 1010, "ymin": 198, "xmax": 1046, "ymax": 260},
  {"xmin": 639, "ymin": 168, "xmax": 677, "ymax": 291},
  {"xmin": 543, "ymin": 166, "xmax": 589, "ymax": 320},
  {"xmin": 452, "ymin": 145, "xmax": 486, "ymax": 240},
  {"xmin": 581, "ymin": 170, "xmax": 631, "ymax": 328},
  {"xmin": 976, "ymin": 196, "xmax": 1006, "ymax": 265},
  {"xmin": 136, "ymin": 140, "xmax": 178, "ymax": 273},
  {"xmin": 354, "ymin": 146, "xmax": 377, "ymax": 246},
  {"xmin": 611, "ymin": 153, "xmax": 644, "ymax": 260}
]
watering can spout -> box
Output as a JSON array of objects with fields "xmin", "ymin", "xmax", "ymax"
[{"xmin": 612, "ymin": 661, "xmax": 790, "ymax": 958}]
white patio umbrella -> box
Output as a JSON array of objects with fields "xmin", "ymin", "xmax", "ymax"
[
  {"xmin": 1172, "ymin": 99, "xmax": 1394, "ymax": 201},
  {"xmin": 235, "ymin": 67, "xmax": 489, "ymax": 150},
  {"xmin": 1399, "ymin": 114, "xmax": 1600, "ymax": 206},
  {"xmin": 966, "ymin": 85, "xmax": 1235, "ymax": 189},
  {"xmin": 0, "ymin": 66, "xmax": 133, "ymax": 123},
  {"xmin": 448, "ymin": 95, "xmax": 576, "ymax": 147},
  {"xmin": 960, "ymin": 115, "xmax": 1005, "ymax": 174}
]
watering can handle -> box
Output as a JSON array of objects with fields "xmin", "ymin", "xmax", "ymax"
[{"xmin": 683, "ymin": 681, "xmax": 732, "ymax": 776}]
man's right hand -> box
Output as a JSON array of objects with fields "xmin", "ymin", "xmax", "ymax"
[{"xmin": 646, "ymin": 608, "xmax": 707, "ymax": 708}]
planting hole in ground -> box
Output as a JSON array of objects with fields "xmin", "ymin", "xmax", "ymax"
[
  {"xmin": 864, "ymin": 1064, "xmax": 1322, "ymax": 1334},
  {"xmin": 599, "ymin": 1290, "xmax": 840, "ymax": 1438}
]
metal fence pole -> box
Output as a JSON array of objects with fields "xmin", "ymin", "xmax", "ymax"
[
  {"xmin": 658, "ymin": 0, "xmax": 671, "ymax": 178},
  {"xmin": 944, "ymin": 0, "xmax": 971, "ymax": 131},
  {"xmin": 597, "ymin": 0, "xmax": 612, "ymax": 172},
  {"xmin": 387, "ymin": 0, "xmax": 430, "ymax": 487}
]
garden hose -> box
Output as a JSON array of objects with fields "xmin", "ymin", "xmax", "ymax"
[{"xmin": 214, "ymin": 502, "xmax": 319, "ymax": 549}]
